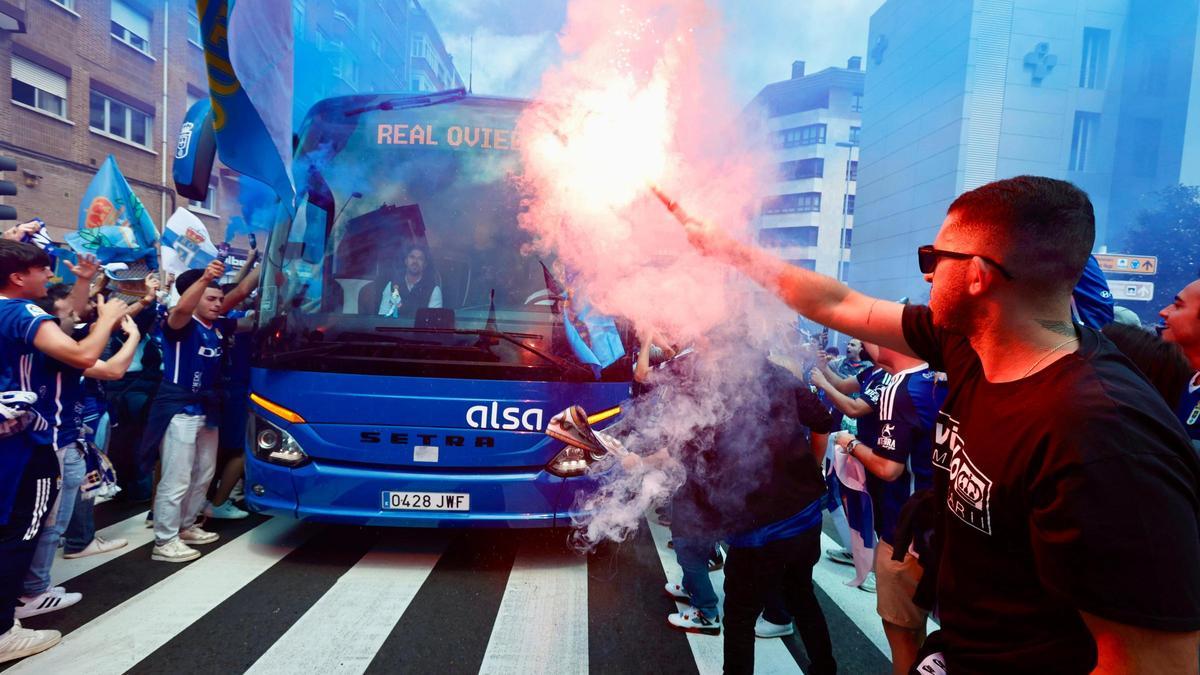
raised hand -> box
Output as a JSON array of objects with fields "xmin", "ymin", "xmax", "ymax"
[
  {"xmin": 120, "ymin": 315, "xmax": 140, "ymax": 340},
  {"xmin": 202, "ymin": 259, "xmax": 226, "ymax": 281},
  {"xmin": 67, "ymin": 254, "xmax": 100, "ymax": 281},
  {"xmin": 95, "ymin": 294, "xmax": 129, "ymax": 326}
]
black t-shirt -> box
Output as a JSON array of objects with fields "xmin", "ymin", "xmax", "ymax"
[{"xmin": 901, "ymin": 304, "xmax": 1200, "ymax": 673}]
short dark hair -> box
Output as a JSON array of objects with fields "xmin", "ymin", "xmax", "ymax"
[
  {"xmin": 0, "ymin": 239, "xmax": 51, "ymax": 289},
  {"xmin": 824, "ymin": 346, "xmax": 840, "ymax": 357},
  {"xmin": 948, "ymin": 176, "xmax": 1094, "ymax": 298},
  {"xmin": 175, "ymin": 268, "xmax": 220, "ymax": 296},
  {"xmin": 45, "ymin": 283, "xmax": 72, "ymax": 302},
  {"xmin": 1102, "ymin": 323, "xmax": 1192, "ymax": 405}
]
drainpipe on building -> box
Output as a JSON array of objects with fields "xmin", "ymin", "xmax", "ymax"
[{"xmin": 159, "ymin": 0, "xmax": 171, "ymax": 235}]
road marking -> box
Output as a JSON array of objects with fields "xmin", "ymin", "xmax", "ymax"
[
  {"xmin": 246, "ymin": 535, "xmax": 448, "ymax": 675},
  {"xmin": 646, "ymin": 519, "xmax": 801, "ymax": 675},
  {"xmin": 51, "ymin": 510, "xmax": 152, "ymax": 586},
  {"xmin": 478, "ymin": 541, "xmax": 588, "ymax": 675},
  {"xmin": 9, "ymin": 517, "xmax": 314, "ymax": 675}
]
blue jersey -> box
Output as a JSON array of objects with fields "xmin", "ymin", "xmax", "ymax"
[
  {"xmin": 29, "ymin": 353, "xmax": 85, "ymax": 450},
  {"xmin": 160, "ymin": 316, "xmax": 231, "ymax": 415},
  {"xmin": 865, "ymin": 365, "xmax": 945, "ymax": 546},
  {"xmin": 855, "ymin": 367, "xmax": 891, "ymax": 445},
  {"xmin": 0, "ymin": 297, "xmax": 55, "ymax": 524},
  {"xmin": 1178, "ymin": 374, "xmax": 1200, "ymax": 449}
]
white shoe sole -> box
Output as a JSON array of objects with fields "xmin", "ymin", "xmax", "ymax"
[
  {"xmin": 0, "ymin": 634, "xmax": 61, "ymax": 664},
  {"xmin": 666, "ymin": 618, "xmax": 721, "ymax": 636},
  {"xmin": 151, "ymin": 550, "xmax": 201, "ymax": 563},
  {"xmin": 179, "ymin": 536, "xmax": 218, "ymax": 546},
  {"xmin": 63, "ymin": 541, "xmax": 128, "ymax": 559},
  {"xmin": 755, "ymin": 625, "xmax": 795, "ymax": 638}
]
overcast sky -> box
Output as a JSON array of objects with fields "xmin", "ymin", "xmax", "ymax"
[{"xmin": 424, "ymin": 0, "xmax": 886, "ymax": 105}]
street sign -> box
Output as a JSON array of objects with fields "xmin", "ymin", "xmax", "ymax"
[
  {"xmin": 1095, "ymin": 253, "xmax": 1158, "ymax": 276},
  {"xmin": 1107, "ymin": 280, "xmax": 1155, "ymax": 302}
]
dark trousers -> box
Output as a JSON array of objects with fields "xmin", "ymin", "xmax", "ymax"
[
  {"xmin": 723, "ymin": 525, "xmax": 835, "ymax": 675},
  {"xmin": 0, "ymin": 446, "xmax": 59, "ymax": 634}
]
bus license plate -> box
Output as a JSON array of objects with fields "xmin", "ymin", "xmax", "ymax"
[{"xmin": 381, "ymin": 491, "xmax": 470, "ymax": 511}]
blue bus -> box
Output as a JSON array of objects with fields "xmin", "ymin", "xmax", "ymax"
[{"xmin": 241, "ymin": 91, "xmax": 632, "ymax": 527}]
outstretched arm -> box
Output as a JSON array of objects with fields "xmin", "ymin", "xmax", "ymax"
[{"xmin": 657, "ymin": 190, "xmax": 913, "ymax": 357}]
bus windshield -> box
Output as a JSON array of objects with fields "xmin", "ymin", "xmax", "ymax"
[{"xmin": 256, "ymin": 93, "xmax": 628, "ymax": 382}]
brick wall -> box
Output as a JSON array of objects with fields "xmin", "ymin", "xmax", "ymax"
[{"xmin": 0, "ymin": 0, "xmax": 238, "ymax": 245}]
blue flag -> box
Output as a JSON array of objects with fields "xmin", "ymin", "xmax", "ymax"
[
  {"xmin": 66, "ymin": 155, "xmax": 158, "ymax": 268},
  {"xmin": 197, "ymin": 0, "xmax": 295, "ymax": 214}
]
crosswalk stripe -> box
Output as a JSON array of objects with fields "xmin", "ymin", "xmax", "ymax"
[
  {"xmin": 8, "ymin": 517, "xmax": 316, "ymax": 675},
  {"xmin": 245, "ymin": 533, "xmax": 449, "ymax": 675},
  {"xmin": 812, "ymin": 533, "xmax": 938, "ymax": 655},
  {"xmin": 646, "ymin": 519, "xmax": 802, "ymax": 675},
  {"xmin": 478, "ymin": 540, "xmax": 589, "ymax": 675},
  {"xmin": 51, "ymin": 510, "xmax": 152, "ymax": 586}
]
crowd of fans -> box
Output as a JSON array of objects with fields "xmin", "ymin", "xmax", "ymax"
[
  {"xmin": 644, "ymin": 175, "xmax": 1199, "ymax": 673},
  {"xmin": 0, "ymin": 223, "xmax": 258, "ymax": 663},
  {"xmin": 1, "ymin": 174, "xmax": 1198, "ymax": 672}
]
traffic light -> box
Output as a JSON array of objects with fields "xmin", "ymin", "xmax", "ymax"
[{"xmin": 0, "ymin": 156, "xmax": 17, "ymax": 221}]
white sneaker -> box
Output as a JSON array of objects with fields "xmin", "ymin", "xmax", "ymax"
[
  {"xmin": 825, "ymin": 548, "xmax": 854, "ymax": 566},
  {"xmin": 229, "ymin": 479, "xmax": 245, "ymax": 503},
  {"xmin": 62, "ymin": 535, "xmax": 128, "ymax": 559},
  {"xmin": 0, "ymin": 619, "xmax": 60, "ymax": 664},
  {"xmin": 205, "ymin": 501, "xmax": 249, "ymax": 520},
  {"xmin": 663, "ymin": 581, "xmax": 689, "ymax": 602},
  {"xmin": 151, "ymin": 538, "xmax": 201, "ymax": 563},
  {"xmin": 179, "ymin": 526, "xmax": 219, "ymax": 545},
  {"xmin": 858, "ymin": 572, "xmax": 877, "ymax": 594},
  {"xmin": 755, "ymin": 614, "xmax": 795, "ymax": 638},
  {"xmin": 667, "ymin": 606, "xmax": 721, "ymax": 636},
  {"xmin": 14, "ymin": 590, "xmax": 82, "ymax": 619}
]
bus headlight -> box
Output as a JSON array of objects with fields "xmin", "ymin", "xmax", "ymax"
[
  {"xmin": 250, "ymin": 416, "xmax": 310, "ymax": 468},
  {"xmin": 547, "ymin": 445, "xmax": 591, "ymax": 477}
]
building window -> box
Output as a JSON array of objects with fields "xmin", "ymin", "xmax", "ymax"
[
  {"xmin": 846, "ymin": 160, "xmax": 858, "ymax": 181},
  {"xmin": 762, "ymin": 193, "xmax": 821, "ymax": 215},
  {"xmin": 839, "ymin": 261, "xmax": 851, "ymax": 281},
  {"xmin": 841, "ymin": 228, "xmax": 853, "ymax": 249},
  {"xmin": 111, "ymin": 0, "xmax": 152, "ymax": 54},
  {"xmin": 90, "ymin": 90, "xmax": 153, "ymax": 147},
  {"xmin": 789, "ymin": 259, "xmax": 818, "ymax": 271},
  {"xmin": 49, "ymin": 0, "xmax": 75, "ymax": 10},
  {"xmin": 777, "ymin": 124, "xmax": 826, "ymax": 148},
  {"xmin": 1068, "ymin": 111, "xmax": 1099, "ymax": 172},
  {"xmin": 1133, "ymin": 118, "xmax": 1162, "ymax": 178},
  {"xmin": 778, "ymin": 158, "xmax": 824, "ymax": 180},
  {"xmin": 1138, "ymin": 47, "xmax": 1169, "ymax": 96},
  {"xmin": 759, "ymin": 227, "xmax": 819, "ymax": 248},
  {"xmin": 849, "ymin": 126, "xmax": 861, "ymax": 145},
  {"xmin": 187, "ymin": 7, "xmax": 202, "ymax": 46},
  {"xmin": 11, "ymin": 56, "xmax": 68, "ymax": 118},
  {"xmin": 843, "ymin": 194, "xmax": 855, "ymax": 215},
  {"xmin": 851, "ymin": 92, "xmax": 863, "ymax": 113},
  {"xmin": 1079, "ymin": 28, "xmax": 1110, "ymax": 89},
  {"xmin": 189, "ymin": 180, "xmax": 217, "ymax": 213}
]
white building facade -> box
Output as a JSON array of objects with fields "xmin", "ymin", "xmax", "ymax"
[
  {"xmin": 851, "ymin": 0, "xmax": 1198, "ymax": 303},
  {"xmin": 747, "ymin": 60, "xmax": 865, "ymax": 280}
]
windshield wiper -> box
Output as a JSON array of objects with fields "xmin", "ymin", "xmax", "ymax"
[
  {"xmin": 344, "ymin": 89, "xmax": 467, "ymax": 117},
  {"xmin": 376, "ymin": 326, "xmax": 597, "ymax": 380}
]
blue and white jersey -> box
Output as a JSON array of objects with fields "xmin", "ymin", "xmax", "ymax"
[
  {"xmin": 160, "ymin": 316, "xmax": 231, "ymax": 415},
  {"xmin": 865, "ymin": 364, "xmax": 945, "ymax": 546},
  {"xmin": 0, "ymin": 297, "xmax": 54, "ymax": 396},
  {"xmin": 855, "ymin": 367, "xmax": 892, "ymax": 446},
  {"xmin": 1178, "ymin": 372, "xmax": 1200, "ymax": 449},
  {"xmin": 28, "ymin": 353, "xmax": 85, "ymax": 450}
]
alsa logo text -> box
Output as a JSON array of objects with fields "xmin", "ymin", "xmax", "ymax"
[{"xmin": 466, "ymin": 402, "xmax": 544, "ymax": 431}]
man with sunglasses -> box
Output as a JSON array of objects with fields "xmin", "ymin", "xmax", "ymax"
[{"xmin": 660, "ymin": 176, "xmax": 1199, "ymax": 673}]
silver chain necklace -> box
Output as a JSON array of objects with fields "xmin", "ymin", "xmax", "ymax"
[{"xmin": 1021, "ymin": 336, "xmax": 1080, "ymax": 378}]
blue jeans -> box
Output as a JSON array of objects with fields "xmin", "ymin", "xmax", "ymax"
[
  {"xmin": 23, "ymin": 444, "xmax": 84, "ymax": 596},
  {"xmin": 63, "ymin": 491, "xmax": 94, "ymax": 554},
  {"xmin": 673, "ymin": 535, "xmax": 719, "ymax": 616}
]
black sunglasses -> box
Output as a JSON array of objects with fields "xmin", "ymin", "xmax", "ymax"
[{"xmin": 917, "ymin": 245, "xmax": 1014, "ymax": 280}]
